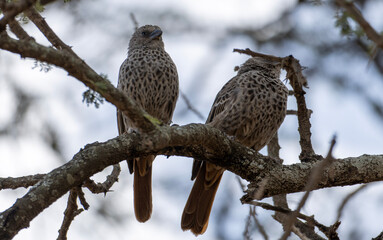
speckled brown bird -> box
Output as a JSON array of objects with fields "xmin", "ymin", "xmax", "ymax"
[
  {"xmin": 181, "ymin": 57, "xmax": 288, "ymax": 235},
  {"xmin": 117, "ymin": 25, "xmax": 179, "ymax": 222}
]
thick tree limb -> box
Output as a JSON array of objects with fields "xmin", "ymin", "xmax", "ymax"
[
  {"xmin": 0, "ymin": 123, "xmax": 382, "ymax": 239},
  {"xmin": 243, "ymin": 154, "xmax": 383, "ymax": 200}
]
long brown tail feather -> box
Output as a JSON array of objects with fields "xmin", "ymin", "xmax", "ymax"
[
  {"xmin": 181, "ymin": 162, "xmax": 224, "ymax": 235},
  {"xmin": 133, "ymin": 155, "xmax": 154, "ymax": 222}
]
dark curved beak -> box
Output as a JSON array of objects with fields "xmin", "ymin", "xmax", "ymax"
[{"xmin": 149, "ymin": 29, "xmax": 163, "ymax": 40}]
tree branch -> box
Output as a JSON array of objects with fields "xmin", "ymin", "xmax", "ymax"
[
  {"xmin": 83, "ymin": 164, "xmax": 121, "ymax": 194},
  {"xmin": 249, "ymin": 201, "xmax": 340, "ymax": 239},
  {"xmin": 24, "ymin": 7, "xmax": 77, "ymax": 55},
  {"xmin": 335, "ymin": 0, "xmax": 383, "ymax": 50},
  {"xmin": 8, "ymin": 20, "xmax": 34, "ymax": 41},
  {"xmin": 243, "ymin": 153, "xmax": 383, "ymax": 200},
  {"xmin": 0, "ymin": 122, "xmax": 382, "ymax": 239},
  {"xmin": 268, "ymin": 134, "xmax": 326, "ymax": 240},
  {"xmin": 57, "ymin": 189, "xmax": 84, "ymax": 240},
  {"xmin": 280, "ymin": 136, "xmax": 336, "ymax": 240},
  {"xmin": 0, "ymin": 32, "xmax": 156, "ymax": 132},
  {"xmin": 180, "ymin": 90, "xmax": 205, "ymax": 121},
  {"xmin": 336, "ymin": 184, "xmax": 368, "ymax": 222},
  {"xmin": 0, "ymin": 174, "xmax": 45, "ymax": 190},
  {"xmin": 0, "ymin": 0, "xmax": 36, "ymax": 31}
]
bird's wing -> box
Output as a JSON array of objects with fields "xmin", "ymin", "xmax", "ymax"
[
  {"xmin": 206, "ymin": 76, "xmax": 239, "ymax": 124},
  {"xmin": 191, "ymin": 76, "xmax": 239, "ymax": 180}
]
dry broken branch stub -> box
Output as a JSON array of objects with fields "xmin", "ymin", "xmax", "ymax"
[
  {"xmin": 83, "ymin": 164, "xmax": 121, "ymax": 194},
  {"xmin": 180, "ymin": 90, "xmax": 205, "ymax": 121},
  {"xmin": 0, "ymin": 174, "xmax": 45, "ymax": 190}
]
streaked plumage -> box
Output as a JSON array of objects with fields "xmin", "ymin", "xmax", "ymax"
[
  {"xmin": 181, "ymin": 57, "xmax": 288, "ymax": 235},
  {"xmin": 117, "ymin": 25, "xmax": 179, "ymax": 222}
]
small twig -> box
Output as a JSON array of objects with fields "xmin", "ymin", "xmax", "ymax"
[
  {"xmin": 287, "ymin": 109, "xmax": 313, "ymax": 117},
  {"xmin": 280, "ymin": 136, "xmax": 337, "ymax": 240},
  {"xmin": 75, "ymin": 187, "xmax": 90, "ymax": 210},
  {"xmin": 286, "ymin": 109, "xmax": 298, "ymax": 115},
  {"xmin": 251, "ymin": 207, "xmax": 269, "ymax": 240},
  {"xmin": 24, "ymin": 7, "xmax": 77, "ymax": 55},
  {"xmin": 233, "ymin": 48, "xmax": 283, "ymax": 62},
  {"xmin": 335, "ymin": 0, "xmax": 383, "ymax": 50},
  {"xmin": 268, "ymin": 134, "xmax": 326, "ymax": 239},
  {"xmin": 250, "ymin": 200, "xmax": 340, "ymax": 239},
  {"xmin": 83, "ymin": 164, "xmax": 121, "ymax": 194},
  {"xmin": 243, "ymin": 207, "xmax": 252, "ymax": 240},
  {"xmin": 250, "ymin": 201, "xmax": 326, "ymax": 233},
  {"xmin": 130, "ymin": 13, "xmax": 139, "ymax": 30},
  {"xmin": 336, "ymin": 184, "xmax": 368, "ymax": 222},
  {"xmin": 272, "ymin": 195, "xmax": 328, "ymax": 240},
  {"xmin": 0, "ymin": 174, "xmax": 45, "ymax": 190},
  {"xmin": 57, "ymin": 189, "xmax": 84, "ymax": 240},
  {"xmin": 243, "ymin": 205, "xmax": 269, "ymax": 240},
  {"xmin": 180, "ymin": 90, "xmax": 205, "ymax": 121}
]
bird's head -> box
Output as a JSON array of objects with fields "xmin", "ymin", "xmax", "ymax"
[
  {"xmin": 238, "ymin": 57, "xmax": 282, "ymax": 78},
  {"xmin": 129, "ymin": 25, "xmax": 165, "ymax": 51}
]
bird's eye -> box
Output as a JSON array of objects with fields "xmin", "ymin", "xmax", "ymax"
[{"xmin": 141, "ymin": 31, "xmax": 148, "ymax": 36}]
